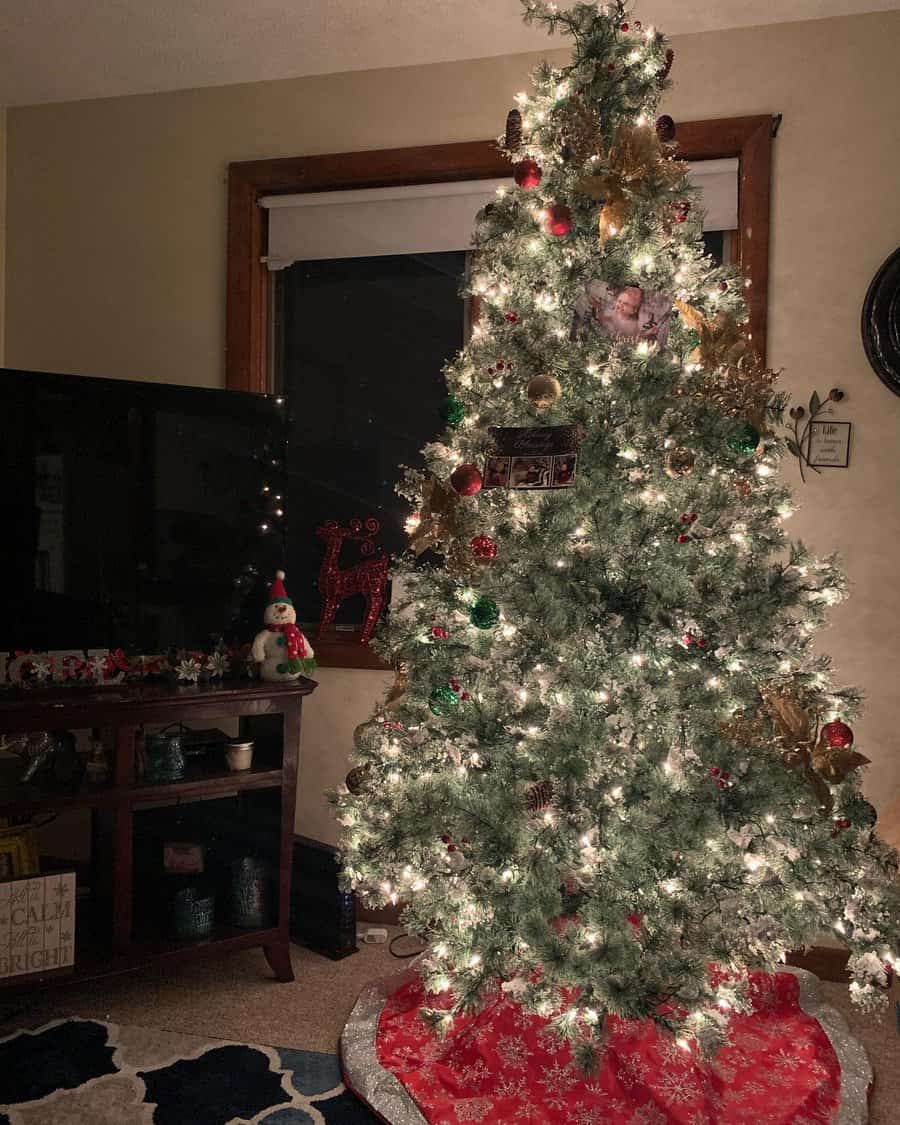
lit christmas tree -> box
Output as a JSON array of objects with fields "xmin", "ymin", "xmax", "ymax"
[{"xmin": 335, "ymin": 0, "xmax": 900, "ymax": 1066}]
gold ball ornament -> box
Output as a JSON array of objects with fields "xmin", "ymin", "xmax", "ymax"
[
  {"xmin": 345, "ymin": 764, "xmax": 372, "ymax": 795},
  {"xmin": 663, "ymin": 446, "xmax": 696, "ymax": 479},
  {"xmin": 526, "ymin": 374, "xmax": 562, "ymax": 409}
]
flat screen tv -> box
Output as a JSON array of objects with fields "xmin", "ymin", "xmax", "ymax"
[{"xmin": 0, "ymin": 368, "xmax": 287, "ymax": 656}]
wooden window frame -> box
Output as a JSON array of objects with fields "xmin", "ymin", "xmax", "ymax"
[{"xmin": 226, "ymin": 114, "xmax": 774, "ymax": 668}]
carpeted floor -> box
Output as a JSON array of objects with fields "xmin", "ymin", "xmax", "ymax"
[{"xmin": 0, "ymin": 935, "xmax": 898, "ymax": 1123}]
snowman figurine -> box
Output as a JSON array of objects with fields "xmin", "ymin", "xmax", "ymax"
[{"xmin": 251, "ymin": 571, "xmax": 315, "ymax": 683}]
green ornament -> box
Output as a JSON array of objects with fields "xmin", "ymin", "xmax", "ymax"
[
  {"xmin": 726, "ymin": 421, "xmax": 761, "ymax": 455},
  {"xmin": 429, "ymin": 685, "xmax": 460, "ymax": 717},
  {"xmin": 469, "ymin": 596, "xmax": 500, "ymax": 630},
  {"xmin": 438, "ymin": 395, "xmax": 465, "ymax": 428}
]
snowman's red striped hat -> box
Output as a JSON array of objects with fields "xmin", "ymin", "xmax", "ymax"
[{"xmin": 266, "ymin": 569, "xmax": 293, "ymax": 607}]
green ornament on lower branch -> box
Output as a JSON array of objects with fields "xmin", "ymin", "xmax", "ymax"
[
  {"xmin": 469, "ymin": 596, "xmax": 501, "ymax": 630},
  {"xmin": 726, "ymin": 421, "xmax": 761, "ymax": 455},
  {"xmin": 429, "ymin": 685, "xmax": 460, "ymax": 717},
  {"xmin": 438, "ymin": 395, "xmax": 466, "ymax": 428}
]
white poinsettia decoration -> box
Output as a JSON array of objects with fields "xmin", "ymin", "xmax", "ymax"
[
  {"xmin": 206, "ymin": 651, "xmax": 230, "ymax": 678},
  {"xmin": 31, "ymin": 658, "xmax": 53, "ymax": 682},
  {"xmin": 175, "ymin": 657, "xmax": 202, "ymax": 684}
]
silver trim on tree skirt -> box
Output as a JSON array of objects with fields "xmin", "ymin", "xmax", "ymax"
[
  {"xmin": 340, "ymin": 967, "xmax": 871, "ymax": 1125},
  {"xmin": 786, "ymin": 968, "xmax": 872, "ymax": 1125},
  {"xmin": 340, "ymin": 968, "xmax": 428, "ymax": 1125}
]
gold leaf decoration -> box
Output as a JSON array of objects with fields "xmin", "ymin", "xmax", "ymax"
[
  {"xmin": 676, "ymin": 301, "xmax": 780, "ymax": 419},
  {"xmin": 675, "ymin": 302, "xmax": 749, "ymax": 370},
  {"xmin": 575, "ymin": 120, "xmax": 685, "ymax": 244},
  {"xmin": 811, "ymin": 731, "xmax": 870, "ymax": 784},
  {"xmin": 408, "ymin": 478, "xmax": 462, "ymax": 557},
  {"xmin": 761, "ymin": 687, "xmax": 811, "ymax": 747},
  {"xmin": 385, "ymin": 663, "xmax": 409, "ymax": 712},
  {"xmin": 560, "ymin": 93, "xmax": 603, "ymax": 166}
]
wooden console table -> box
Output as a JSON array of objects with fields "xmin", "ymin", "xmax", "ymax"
[{"xmin": 0, "ymin": 677, "xmax": 316, "ymax": 988}]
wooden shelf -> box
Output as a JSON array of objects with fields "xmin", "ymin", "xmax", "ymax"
[
  {"xmin": 0, "ymin": 679, "xmax": 315, "ymax": 991},
  {"xmin": 0, "ymin": 763, "xmax": 284, "ymax": 816}
]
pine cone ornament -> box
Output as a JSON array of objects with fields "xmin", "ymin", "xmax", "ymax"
[{"xmin": 504, "ymin": 108, "xmax": 523, "ymax": 154}]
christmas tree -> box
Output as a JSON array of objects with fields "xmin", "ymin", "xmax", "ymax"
[{"xmin": 335, "ymin": 0, "xmax": 900, "ymax": 1063}]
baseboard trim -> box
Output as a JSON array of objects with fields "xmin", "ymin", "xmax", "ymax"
[{"xmin": 786, "ymin": 945, "xmax": 850, "ymax": 982}]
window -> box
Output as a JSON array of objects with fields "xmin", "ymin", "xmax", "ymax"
[
  {"xmin": 226, "ymin": 119, "xmax": 773, "ymax": 663},
  {"xmin": 274, "ymin": 251, "xmax": 466, "ymax": 626}
]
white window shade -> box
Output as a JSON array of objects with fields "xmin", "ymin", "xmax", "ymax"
[{"xmin": 260, "ymin": 157, "xmax": 738, "ymax": 270}]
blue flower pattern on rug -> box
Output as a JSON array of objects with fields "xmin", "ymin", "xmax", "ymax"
[{"xmin": 0, "ymin": 1019, "xmax": 380, "ymax": 1124}]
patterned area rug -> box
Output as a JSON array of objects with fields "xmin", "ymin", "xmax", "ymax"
[{"xmin": 0, "ymin": 1017, "xmax": 379, "ymax": 1124}]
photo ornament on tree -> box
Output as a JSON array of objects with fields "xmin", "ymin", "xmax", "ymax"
[
  {"xmin": 571, "ymin": 281, "xmax": 673, "ymax": 346},
  {"xmin": 483, "ymin": 425, "xmax": 579, "ymax": 491}
]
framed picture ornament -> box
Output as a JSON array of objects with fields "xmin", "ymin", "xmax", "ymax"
[{"xmin": 483, "ymin": 426, "xmax": 580, "ymax": 491}]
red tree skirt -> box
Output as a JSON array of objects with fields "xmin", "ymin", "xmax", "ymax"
[{"xmin": 340, "ymin": 968, "xmax": 871, "ymax": 1124}]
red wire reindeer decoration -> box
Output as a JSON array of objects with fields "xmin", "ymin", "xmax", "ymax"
[{"xmin": 316, "ymin": 518, "xmax": 389, "ymax": 645}]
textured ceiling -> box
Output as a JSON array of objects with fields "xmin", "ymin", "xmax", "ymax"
[{"xmin": 1, "ymin": 0, "xmax": 898, "ymax": 107}]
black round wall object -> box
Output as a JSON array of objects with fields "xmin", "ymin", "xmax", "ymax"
[{"xmin": 861, "ymin": 246, "xmax": 900, "ymax": 396}]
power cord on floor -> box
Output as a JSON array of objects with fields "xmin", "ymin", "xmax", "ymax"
[{"xmin": 389, "ymin": 932, "xmax": 427, "ymax": 959}]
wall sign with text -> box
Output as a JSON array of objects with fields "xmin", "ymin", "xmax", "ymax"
[{"xmin": 807, "ymin": 420, "xmax": 851, "ymax": 468}]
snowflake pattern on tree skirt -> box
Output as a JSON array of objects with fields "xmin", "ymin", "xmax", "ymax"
[{"xmin": 373, "ymin": 970, "xmax": 844, "ymax": 1124}]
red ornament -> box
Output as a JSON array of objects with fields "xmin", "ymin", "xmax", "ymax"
[
  {"xmin": 449, "ymin": 679, "xmax": 462, "ymax": 692},
  {"xmin": 676, "ymin": 533, "xmax": 689, "ymax": 544},
  {"xmin": 822, "ymin": 720, "xmax": 854, "ymax": 749},
  {"xmin": 696, "ymin": 637, "xmax": 707, "ymax": 649},
  {"xmin": 621, "ymin": 22, "xmax": 629, "ymax": 32},
  {"xmin": 545, "ymin": 204, "xmax": 573, "ymax": 237},
  {"xmin": 431, "ymin": 626, "xmax": 449, "ymax": 639},
  {"xmin": 441, "ymin": 834, "xmax": 452, "ymax": 844},
  {"xmin": 504, "ymin": 311, "xmax": 519, "ymax": 323},
  {"xmin": 450, "ymin": 464, "xmax": 484, "ymax": 496},
  {"xmin": 317, "ymin": 520, "xmax": 389, "ymax": 645},
  {"xmin": 719, "ymin": 281, "xmax": 729, "ymax": 292},
  {"xmin": 460, "ymin": 691, "xmax": 471, "ymax": 701},
  {"xmin": 626, "ymin": 912, "xmax": 643, "ymax": 931},
  {"xmin": 514, "ymin": 158, "xmax": 543, "ymax": 189},
  {"xmin": 447, "ymin": 843, "xmax": 458, "ymax": 853},
  {"xmin": 470, "ymin": 535, "xmax": 499, "ymax": 562},
  {"xmin": 709, "ymin": 767, "xmax": 720, "ymax": 778}
]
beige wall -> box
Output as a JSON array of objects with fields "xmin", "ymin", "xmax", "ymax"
[{"xmin": 5, "ymin": 12, "xmax": 900, "ymax": 845}]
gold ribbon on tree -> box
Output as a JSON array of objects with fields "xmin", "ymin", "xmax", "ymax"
[
  {"xmin": 675, "ymin": 300, "xmax": 780, "ymax": 422},
  {"xmin": 407, "ymin": 477, "xmax": 472, "ymax": 576},
  {"xmin": 575, "ymin": 120, "xmax": 685, "ymax": 245},
  {"xmin": 759, "ymin": 685, "xmax": 870, "ymax": 812}
]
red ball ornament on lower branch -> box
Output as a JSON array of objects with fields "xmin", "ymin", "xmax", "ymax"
[
  {"xmin": 545, "ymin": 204, "xmax": 573, "ymax": 237},
  {"xmin": 821, "ymin": 720, "xmax": 854, "ymax": 749},
  {"xmin": 450, "ymin": 464, "xmax": 483, "ymax": 496}
]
